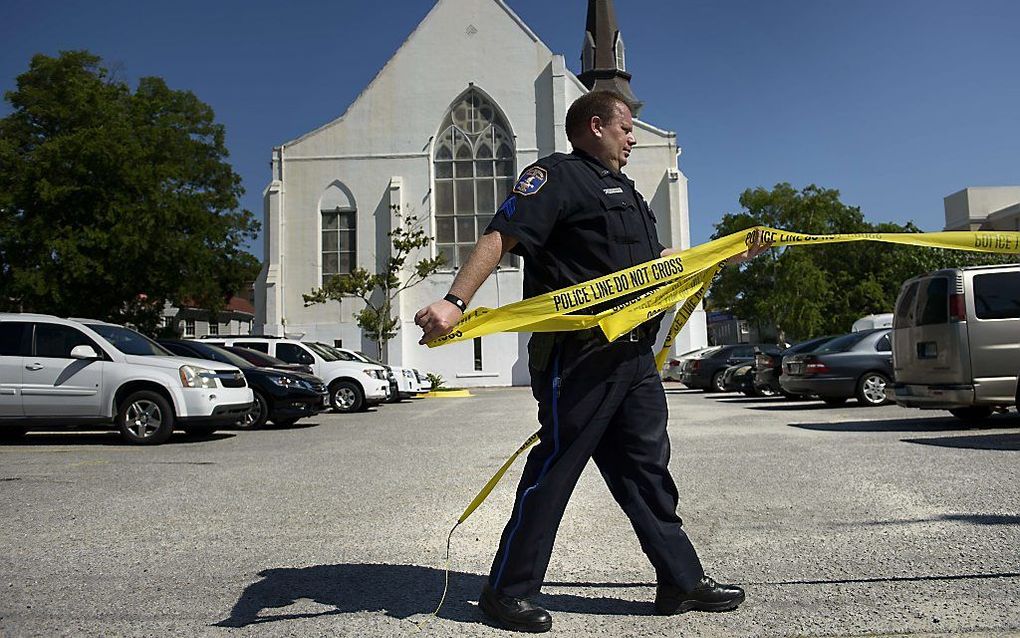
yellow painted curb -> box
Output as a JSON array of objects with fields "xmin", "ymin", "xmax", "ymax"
[{"xmin": 421, "ymin": 390, "xmax": 473, "ymax": 398}]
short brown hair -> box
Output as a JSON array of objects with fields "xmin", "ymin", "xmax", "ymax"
[{"xmin": 565, "ymin": 90, "xmax": 633, "ymax": 142}]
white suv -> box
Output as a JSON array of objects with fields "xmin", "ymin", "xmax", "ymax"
[
  {"xmin": 0, "ymin": 314, "xmax": 253, "ymax": 444},
  {"xmin": 332, "ymin": 346, "xmax": 425, "ymax": 400},
  {"xmin": 198, "ymin": 337, "xmax": 389, "ymax": 413}
]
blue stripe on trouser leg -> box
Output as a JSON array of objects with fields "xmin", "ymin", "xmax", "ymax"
[{"xmin": 492, "ymin": 348, "xmax": 561, "ymax": 591}]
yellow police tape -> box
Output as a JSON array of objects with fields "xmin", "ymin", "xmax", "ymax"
[
  {"xmin": 427, "ymin": 226, "xmax": 1020, "ymax": 369},
  {"xmin": 418, "ymin": 226, "xmax": 1020, "ymax": 623},
  {"xmin": 416, "ymin": 432, "xmax": 540, "ymax": 628}
]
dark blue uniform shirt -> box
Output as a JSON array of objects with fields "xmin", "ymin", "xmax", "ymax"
[{"xmin": 486, "ymin": 149, "xmax": 666, "ymax": 315}]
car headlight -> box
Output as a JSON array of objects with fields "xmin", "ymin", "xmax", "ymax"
[
  {"xmin": 180, "ymin": 365, "xmax": 217, "ymax": 389},
  {"xmin": 364, "ymin": 368, "xmax": 383, "ymax": 380},
  {"xmin": 267, "ymin": 375, "xmax": 296, "ymax": 388}
]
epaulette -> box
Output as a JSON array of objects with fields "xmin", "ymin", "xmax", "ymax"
[{"xmin": 523, "ymin": 152, "xmax": 576, "ymax": 174}]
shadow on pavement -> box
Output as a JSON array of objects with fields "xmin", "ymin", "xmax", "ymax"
[
  {"xmin": 856, "ymin": 513, "xmax": 1020, "ymax": 526},
  {"xmin": 749, "ymin": 402, "xmax": 837, "ymax": 411},
  {"xmin": 261, "ymin": 421, "xmax": 320, "ymax": 430},
  {"xmin": 215, "ymin": 563, "xmax": 652, "ymax": 628},
  {"xmin": 901, "ymin": 432, "xmax": 1020, "ymax": 451},
  {"xmin": 714, "ymin": 396, "xmax": 788, "ymax": 404},
  {"xmin": 0, "ymin": 431, "xmax": 235, "ymax": 446},
  {"xmin": 764, "ymin": 570, "xmax": 1020, "ymax": 586},
  {"xmin": 789, "ymin": 415, "xmax": 1015, "ymax": 433}
]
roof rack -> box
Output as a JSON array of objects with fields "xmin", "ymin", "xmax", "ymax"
[{"xmin": 197, "ymin": 334, "xmax": 284, "ymax": 339}]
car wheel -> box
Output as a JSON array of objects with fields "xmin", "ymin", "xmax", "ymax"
[
  {"xmin": 237, "ymin": 391, "xmax": 269, "ymax": 430},
  {"xmin": 856, "ymin": 372, "xmax": 890, "ymax": 406},
  {"xmin": 706, "ymin": 371, "xmax": 726, "ymax": 393},
  {"xmin": 330, "ymin": 380, "xmax": 365, "ymax": 413},
  {"xmin": 822, "ymin": 397, "xmax": 848, "ymax": 406},
  {"xmin": 0, "ymin": 426, "xmax": 28, "ymax": 442},
  {"xmin": 948, "ymin": 406, "xmax": 993, "ymax": 422},
  {"xmin": 117, "ymin": 390, "xmax": 174, "ymax": 445}
]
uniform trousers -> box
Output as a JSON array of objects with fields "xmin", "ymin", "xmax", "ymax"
[{"xmin": 487, "ymin": 333, "xmax": 705, "ymax": 598}]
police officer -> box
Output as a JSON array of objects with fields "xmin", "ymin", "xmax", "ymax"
[{"xmin": 416, "ymin": 90, "xmax": 762, "ymax": 633}]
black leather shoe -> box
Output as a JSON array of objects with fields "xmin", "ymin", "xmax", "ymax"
[
  {"xmin": 479, "ymin": 584, "xmax": 553, "ymax": 633},
  {"xmin": 655, "ymin": 576, "xmax": 745, "ymax": 615}
]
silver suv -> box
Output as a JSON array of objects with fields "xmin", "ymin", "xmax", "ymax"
[
  {"xmin": 891, "ymin": 264, "xmax": 1020, "ymax": 420},
  {"xmin": 0, "ymin": 314, "xmax": 253, "ymax": 444}
]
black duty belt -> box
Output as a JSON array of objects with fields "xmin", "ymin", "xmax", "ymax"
[{"xmin": 570, "ymin": 324, "xmax": 651, "ymax": 344}]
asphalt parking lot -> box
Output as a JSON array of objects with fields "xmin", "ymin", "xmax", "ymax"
[{"xmin": 1, "ymin": 386, "xmax": 1018, "ymax": 637}]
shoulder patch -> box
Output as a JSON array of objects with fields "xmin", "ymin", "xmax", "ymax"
[{"xmin": 513, "ymin": 166, "xmax": 548, "ymax": 197}]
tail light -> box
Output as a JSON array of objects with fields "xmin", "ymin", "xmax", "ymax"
[
  {"xmin": 669, "ymin": 359, "xmax": 680, "ymax": 367},
  {"xmin": 690, "ymin": 360, "xmax": 702, "ymax": 372},
  {"xmin": 949, "ymin": 293, "xmax": 966, "ymax": 322}
]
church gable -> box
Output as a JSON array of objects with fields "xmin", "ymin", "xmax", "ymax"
[{"xmin": 284, "ymin": 0, "xmax": 556, "ymax": 157}]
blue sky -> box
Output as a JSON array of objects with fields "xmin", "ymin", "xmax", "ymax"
[{"xmin": 4, "ymin": 0, "xmax": 1018, "ymax": 260}]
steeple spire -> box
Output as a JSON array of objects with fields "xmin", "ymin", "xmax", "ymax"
[{"xmin": 578, "ymin": 0, "xmax": 642, "ymax": 116}]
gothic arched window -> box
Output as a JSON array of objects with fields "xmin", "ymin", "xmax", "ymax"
[
  {"xmin": 320, "ymin": 182, "xmax": 356, "ymax": 283},
  {"xmin": 433, "ymin": 90, "xmax": 516, "ymax": 268}
]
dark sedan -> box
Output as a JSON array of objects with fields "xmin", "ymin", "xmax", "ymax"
[
  {"xmin": 682, "ymin": 343, "xmax": 761, "ymax": 392},
  {"xmin": 222, "ymin": 345, "xmax": 313, "ymax": 375},
  {"xmin": 779, "ymin": 329, "xmax": 894, "ymax": 406},
  {"xmin": 754, "ymin": 336, "xmax": 837, "ymax": 397},
  {"xmin": 159, "ymin": 339, "xmax": 328, "ymax": 428}
]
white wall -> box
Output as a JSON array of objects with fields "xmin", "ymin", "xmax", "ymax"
[
  {"xmin": 255, "ymin": 0, "xmax": 703, "ymax": 385},
  {"xmin": 944, "ymin": 186, "xmax": 1020, "ymax": 230}
]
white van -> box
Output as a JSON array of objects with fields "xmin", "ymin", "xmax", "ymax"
[
  {"xmin": 199, "ymin": 336, "xmax": 389, "ymax": 413},
  {"xmin": 851, "ymin": 313, "xmax": 893, "ymax": 332},
  {"xmin": 891, "ymin": 264, "xmax": 1020, "ymax": 420},
  {"xmin": 0, "ymin": 314, "xmax": 253, "ymax": 444}
]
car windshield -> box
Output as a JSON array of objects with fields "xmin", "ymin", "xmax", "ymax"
[
  {"xmin": 312, "ymin": 343, "xmax": 359, "ymax": 361},
  {"xmin": 697, "ymin": 347, "xmax": 722, "ymax": 358},
  {"xmin": 787, "ymin": 336, "xmax": 836, "ymax": 355},
  {"xmin": 226, "ymin": 346, "xmax": 289, "ymax": 367},
  {"xmin": 305, "ymin": 341, "xmax": 344, "ymax": 362},
  {"xmin": 87, "ymin": 324, "xmax": 170, "ymax": 356},
  {"xmin": 815, "ymin": 332, "xmax": 869, "ymax": 353},
  {"xmin": 191, "ymin": 344, "xmax": 253, "ymax": 369},
  {"xmin": 355, "ymin": 351, "xmax": 384, "ymax": 366}
]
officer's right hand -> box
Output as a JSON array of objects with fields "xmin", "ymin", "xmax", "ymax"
[{"xmin": 415, "ymin": 301, "xmax": 463, "ymax": 345}]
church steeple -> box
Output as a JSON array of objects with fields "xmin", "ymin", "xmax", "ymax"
[{"xmin": 578, "ymin": 0, "xmax": 642, "ymax": 116}]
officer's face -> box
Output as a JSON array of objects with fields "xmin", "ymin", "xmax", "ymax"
[{"xmin": 595, "ymin": 104, "xmax": 636, "ymax": 172}]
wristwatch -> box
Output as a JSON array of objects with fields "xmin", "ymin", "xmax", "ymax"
[{"xmin": 444, "ymin": 293, "xmax": 467, "ymax": 312}]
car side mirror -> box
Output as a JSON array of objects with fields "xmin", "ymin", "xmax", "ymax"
[{"xmin": 70, "ymin": 345, "xmax": 99, "ymax": 360}]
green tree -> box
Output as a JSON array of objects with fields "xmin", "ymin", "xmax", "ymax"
[
  {"xmin": 709, "ymin": 183, "xmax": 1009, "ymax": 340},
  {"xmin": 302, "ymin": 207, "xmax": 444, "ymax": 361},
  {"xmin": 0, "ymin": 51, "xmax": 260, "ymax": 333}
]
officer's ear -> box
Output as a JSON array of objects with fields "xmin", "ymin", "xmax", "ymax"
[{"xmin": 590, "ymin": 115, "xmax": 603, "ymax": 138}]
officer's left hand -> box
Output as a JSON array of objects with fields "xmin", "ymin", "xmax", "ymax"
[
  {"xmin": 726, "ymin": 239, "xmax": 773, "ymax": 266},
  {"xmin": 415, "ymin": 301, "xmax": 463, "ymax": 345}
]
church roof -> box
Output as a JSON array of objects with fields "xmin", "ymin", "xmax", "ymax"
[{"xmin": 280, "ymin": 0, "xmax": 552, "ymax": 149}]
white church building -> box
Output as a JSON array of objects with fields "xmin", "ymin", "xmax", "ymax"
[{"xmin": 254, "ymin": 0, "xmax": 707, "ymax": 386}]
